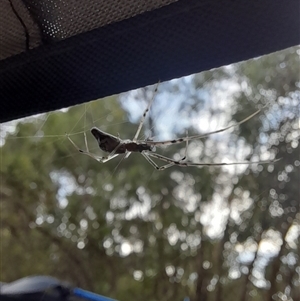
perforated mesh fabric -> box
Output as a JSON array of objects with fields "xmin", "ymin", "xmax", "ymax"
[
  {"xmin": 0, "ymin": 0, "xmax": 41, "ymax": 60},
  {"xmin": 24, "ymin": 0, "xmax": 177, "ymax": 40},
  {"xmin": 0, "ymin": 0, "xmax": 299, "ymax": 122},
  {"xmin": 1, "ymin": 0, "xmax": 177, "ymax": 60}
]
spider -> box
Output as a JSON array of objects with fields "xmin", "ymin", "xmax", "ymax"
[{"xmin": 67, "ymin": 83, "xmax": 279, "ymax": 170}]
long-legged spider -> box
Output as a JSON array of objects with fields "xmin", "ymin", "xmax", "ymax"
[{"xmin": 67, "ymin": 83, "xmax": 278, "ymax": 170}]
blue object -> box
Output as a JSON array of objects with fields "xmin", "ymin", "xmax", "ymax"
[{"xmin": 73, "ymin": 288, "xmax": 117, "ymax": 301}]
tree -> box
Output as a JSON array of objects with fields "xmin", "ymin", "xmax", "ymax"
[{"xmin": 0, "ymin": 46, "xmax": 299, "ymax": 301}]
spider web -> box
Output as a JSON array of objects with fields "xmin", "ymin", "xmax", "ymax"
[
  {"xmin": 1, "ymin": 52, "xmax": 298, "ymax": 248},
  {"xmin": 1, "ymin": 67, "xmax": 276, "ymax": 203}
]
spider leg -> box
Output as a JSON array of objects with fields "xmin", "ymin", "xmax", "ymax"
[
  {"xmin": 124, "ymin": 151, "xmax": 132, "ymax": 159},
  {"xmin": 142, "ymin": 151, "xmax": 182, "ymax": 170},
  {"xmin": 142, "ymin": 131, "xmax": 190, "ymax": 170},
  {"xmin": 84, "ymin": 131, "xmax": 89, "ymax": 152},
  {"xmin": 80, "ymin": 149, "xmax": 119, "ymax": 163},
  {"xmin": 133, "ymin": 81, "xmax": 160, "ymax": 142},
  {"xmin": 183, "ymin": 130, "xmax": 188, "ymax": 160},
  {"xmin": 146, "ymin": 151, "xmax": 280, "ymax": 170},
  {"xmin": 66, "ymin": 134, "xmax": 120, "ymax": 163},
  {"xmin": 141, "ymin": 105, "xmax": 268, "ymax": 148}
]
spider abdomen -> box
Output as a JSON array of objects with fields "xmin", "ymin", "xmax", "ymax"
[
  {"xmin": 90, "ymin": 127, "xmax": 152, "ymax": 154},
  {"xmin": 124, "ymin": 142, "xmax": 152, "ymax": 153}
]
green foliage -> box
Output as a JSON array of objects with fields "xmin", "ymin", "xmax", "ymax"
[{"xmin": 0, "ymin": 46, "xmax": 299, "ymax": 301}]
